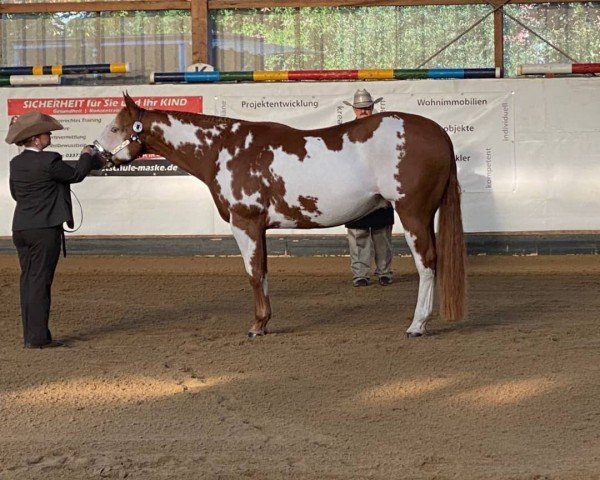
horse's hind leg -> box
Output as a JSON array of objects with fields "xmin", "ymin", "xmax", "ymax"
[
  {"xmin": 400, "ymin": 213, "xmax": 437, "ymax": 337},
  {"xmin": 230, "ymin": 214, "xmax": 271, "ymax": 337}
]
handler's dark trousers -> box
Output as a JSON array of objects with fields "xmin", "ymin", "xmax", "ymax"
[{"xmin": 12, "ymin": 226, "xmax": 62, "ymax": 346}]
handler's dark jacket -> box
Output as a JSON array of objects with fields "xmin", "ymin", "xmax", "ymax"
[
  {"xmin": 345, "ymin": 205, "xmax": 395, "ymax": 230},
  {"xmin": 9, "ymin": 149, "xmax": 102, "ymax": 231}
]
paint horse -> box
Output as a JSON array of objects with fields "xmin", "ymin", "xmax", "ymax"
[{"xmin": 96, "ymin": 93, "xmax": 466, "ymax": 337}]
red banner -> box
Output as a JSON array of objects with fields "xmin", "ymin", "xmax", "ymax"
[{"xmin": 7, "ymin": 96, "xmax": 203, "ymax": 115}]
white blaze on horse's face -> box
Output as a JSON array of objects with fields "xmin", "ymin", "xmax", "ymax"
[{"xmin": 96, "ymin": 120, "xmax": 134, "ymax": 162}]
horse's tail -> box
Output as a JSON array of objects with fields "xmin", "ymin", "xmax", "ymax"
[{"xmin": 437, "ymin": 152, "xmax": 467, "ymax": 322}]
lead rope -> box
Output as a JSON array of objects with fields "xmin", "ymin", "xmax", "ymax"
[{"xmin": 62, "ymin": 189, "xmax": 84, "ymax": 257}]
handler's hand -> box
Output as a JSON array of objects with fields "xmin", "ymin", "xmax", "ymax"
[
  {"xmin": 81, "ymin": 145, "xmax": 107, "ymax": 169},
  {"xmin": 81, "ymin": 145, "xmax": 95, "ymax": 156}
]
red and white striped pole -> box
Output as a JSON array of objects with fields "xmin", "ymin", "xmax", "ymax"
[{"xmin": 518, "ymin": 63, "xmax": 600, "ymax": 75}]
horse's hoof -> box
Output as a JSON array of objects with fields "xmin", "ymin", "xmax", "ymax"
[
  {"xmin": 406, "ymin": 332, "xmax": 423, "ymax": 338},
  {"xmin": 247, "ymin": 330, "xmax": 266, "ymax": 338}
]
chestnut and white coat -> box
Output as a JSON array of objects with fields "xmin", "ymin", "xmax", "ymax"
[{"xmin": 97, "ymin": 94, "xmax": 466, "ymax": 337}]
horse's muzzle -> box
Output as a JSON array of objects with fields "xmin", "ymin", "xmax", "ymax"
[{"xmin": 92, "ymin": 140, "xmax": 121, "ymax": 168}]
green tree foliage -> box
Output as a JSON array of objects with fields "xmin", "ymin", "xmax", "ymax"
[
  {"xmin": 212, "ymin": 3, "xmax": 600, "ymax": 75},
  {"xmin": 504, "ymin": 3, "xmax": 600, "ymax": 75},
  {"xmin": 212, "ymin": 6, "xmax": 495, "ymax": 70},
  {"xmin": 2, "ymin": 3, "xmax": 599, "ymax": 76},
  {"xmin": 1, "ymin": 10, "xmax": 191, "ymax": 70}
]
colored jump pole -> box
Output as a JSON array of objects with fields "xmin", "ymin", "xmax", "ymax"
[
  {"xmin": 518, "ymin": 63, "xmax": 600, "ymax": 75},
  {"xmin": 150, "ymin": 67, "xmax": 501, "ymax": 83},
  {"xmin": 0, "ymin": 75, "xmax": 61, "ymax": 86},
  {"xmin": 0, "ymin": 63, "xmax": 129, "ymax": 76}
]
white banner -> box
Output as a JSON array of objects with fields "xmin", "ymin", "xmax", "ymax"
[
  {"xmin": 216, "ymin": 94, "xmax": 339, "ymax": 128},
  {"xmin": 1, "ymin": 79, "xmax": 599, "ymax": 235},
  {"xmin": 382, "ymin": 91, "xmax": 515, "ymax": 192}
]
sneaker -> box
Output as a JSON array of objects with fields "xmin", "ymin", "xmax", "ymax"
[
  {"xmin": 353, "ymin": 278, "xmax": 370, "ymax": 287},
  {"xmin": 378, "ymin": 276, "xmax": 393, "ymax": 286}
]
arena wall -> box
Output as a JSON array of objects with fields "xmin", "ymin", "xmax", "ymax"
[{"xmin": 1, "ymin": 78, "xmax": 599, "ymax": 237}]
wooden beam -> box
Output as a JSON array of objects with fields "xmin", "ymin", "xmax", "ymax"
[
  {"xmin": 494, "ymin": 5, "xmax": 504, "ymax": 71},
  {"xmin": 0, "ymin": 0, "xmax": 593, "ymax": 14},
  {"xmin": 0, "ymin": 1, "xmax": 190, "ymax": 15},
  {"xmin": 210, "ymin": 0, "xmax": 485, "ymax": 7},
  {"xmin": 494, "ymin": 0, "xmax": 594, "ymax": 3},
  {"xmin": 191, "ymin": 0, "xmax": 209, "ymax": 63},
  {"xmin": 207, "ymin": 0, "xmax": 594, "ymax": 9}
]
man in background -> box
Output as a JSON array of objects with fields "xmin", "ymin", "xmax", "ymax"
[{"xmin": 343, "ymin": 89, "xmax": 394, "ymax": 287}]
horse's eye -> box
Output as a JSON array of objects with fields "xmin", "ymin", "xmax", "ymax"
[{"xmin": 111, "ymin": 127, "xmax": 119, "ymax": 133}]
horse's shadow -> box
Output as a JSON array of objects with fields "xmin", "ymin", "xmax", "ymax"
[
  {"xmin": 63, "ymin": 269, "xmax": 552, "ymax": 342},
  {"xmin": 64, "ymin": 299, "xmax": 243, "ymax": 342}
]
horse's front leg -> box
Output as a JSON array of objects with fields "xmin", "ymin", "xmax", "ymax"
[{"xmin": 230, "ymin": 214, "xmax": 271, "ymax": 337}]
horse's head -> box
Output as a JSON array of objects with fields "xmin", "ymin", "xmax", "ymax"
[{"xmin": 94, "ymin": 92, "xmax": 146, "ymax": 167}]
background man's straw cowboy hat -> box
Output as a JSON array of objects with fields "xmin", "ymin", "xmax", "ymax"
[
  {"xmin": 5, "ymin": 111, "xmax": 64, "ymax": 145},
  {"xmin": 343, "ymin": 88, "xmax": 383, "ymax": 109}
]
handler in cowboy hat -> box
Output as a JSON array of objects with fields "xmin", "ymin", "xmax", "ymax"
[
  {"xmin": 5, "ymin": 111, "xmax": 105, "ymax": 348},
  {"xmin": 343, "ymin": 88, "xmax": 395, "ymax": 287}
]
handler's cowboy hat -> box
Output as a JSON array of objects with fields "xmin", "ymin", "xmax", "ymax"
[
  {"xmin": 343, "ymin": 89, "xmax": 383, "ymax": 109},
  {"xmin": 5, "ymin": 111, "xmax": 64, "ymax": 145}
]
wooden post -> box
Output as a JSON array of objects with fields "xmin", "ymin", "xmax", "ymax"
[
  {"xmin": 493, "ymin": 2, "xmax": 504, "ymax": 74},
  {"xmin": 0, "ymin": 17, "xmax": 3, "ymax": 67},
  {"xmin": 191, "ymin": 0, "xmax": 209, "ymax": 64}
]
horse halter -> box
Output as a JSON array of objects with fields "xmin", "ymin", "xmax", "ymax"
[{"xmin": 94, "ymin": 111, "xmax": 145, "ymax": 168}]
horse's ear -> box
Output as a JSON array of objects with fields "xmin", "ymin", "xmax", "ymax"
[{"xmin": 123, "ymin": 91, "xmax": 139, "ymax": 112}]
